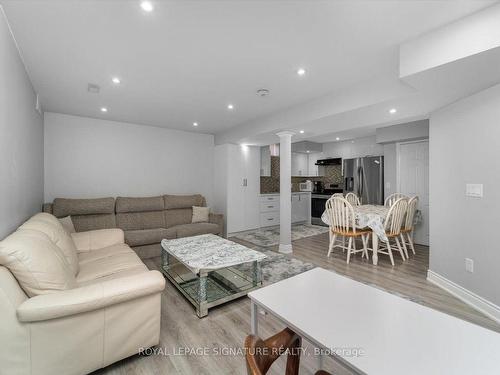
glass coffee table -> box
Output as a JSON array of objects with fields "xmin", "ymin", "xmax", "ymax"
[{"xmin": 160, "ymin": 234, "xmax": 266, "ymax": 318}]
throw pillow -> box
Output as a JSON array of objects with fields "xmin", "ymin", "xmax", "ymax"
[
  {"xmin": 59, "ymin": 216, "xmax": 76, "ymax": 233},
  {"xmin": 192, "ymin": 206, "xmax": 210, "ymax": 223}
]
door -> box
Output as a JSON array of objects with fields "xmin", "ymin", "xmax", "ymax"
[
  {"xmin": 398, "ymin": 141, "xmax": 429, "ymax": 246},
  {"xmin": 360, "ymin": 156, "xmax": 384, "ymax": 205}
]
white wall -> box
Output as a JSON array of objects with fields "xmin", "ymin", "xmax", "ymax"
[
  {"xmin": 430, "ymin": 83, "xmax": 500, "ymax": 306},
  {"xmin": 44, "ymin": 113, "xmax": 214, "ymax": 203},
  {"xmin": 321, "ymin": 136, "xmax": 384, "ymax": 159},
  {"xmin": 0, "ymin": 8, "xmax": 44, "ymax": 239}
]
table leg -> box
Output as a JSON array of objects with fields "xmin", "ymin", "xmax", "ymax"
[
  {"xmin": 372, "ymin": 232, "xmax": 379, "ymax": 266},
  {"xmin": 197, "ymin": 271, "xmax": 208, "ymax": 318},
  {"xmin": 317, "ymin": 349, "xmax": 324, "ymax": 370},
  {"xmin": 251, "ymin": 300, "xmax": 258, "ymax": 335},
  {"xmin": 252, "ymin": 261, "xmax": 261, "ymax": 287}
]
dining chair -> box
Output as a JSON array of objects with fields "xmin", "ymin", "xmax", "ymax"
[
  {"xmin": 375, "ymin": 197, "xmax": 408, "ymax": 265},
  {"xmin": 244, "ymin": 328, "xmax": 332, "ymax": 375},
  {"xmin": 384, "ymin": 193, "xmax": 408, "ymax": 207},
  {"xmin": 345, "ymin": 192, "xmax": 360, "ymax": 206},
  {"xmin": 325, "ymin": 197, "xmax": 370, "ymax": 263},
  {"xmin": 400, "ymin": 196, "xmax": 419, "ymax": 257}
]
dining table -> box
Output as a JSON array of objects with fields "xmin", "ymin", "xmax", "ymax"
[{"xmin": 321, "ymin": 204, "xmax": 390, "ymax": 265}]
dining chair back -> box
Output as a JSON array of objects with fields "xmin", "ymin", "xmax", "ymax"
[
  {"xmin": 244, "ymin": 328, "xmax": 301, "ymax": 375},
  {"xmin": 384, "ymin": 193, "xmax": 409, "ymax": 207},
  {"xmin": 400, "ymin": 196, "xmax": 419, "ymax": 256},
  {"xmin": 325, "ymin": 197, "xmax": 355, "ymax": 234},
  {"xmin": 403, "ymin": 196, "xmax": 419, "ymax": 231},
  {"xmin": 325, "ymin": 197, "xmax": 370, "ymax": 263},
  {"xmin": 345, "ymin": 192, "xmax": 361, "ymax": 206},
  {"xmin": 385, "ymin": 198, "xmax": 408, "ymax": 236},
  {"xmin": 331, "ymin": 193, "xmax": 344, "ymax": 198}
]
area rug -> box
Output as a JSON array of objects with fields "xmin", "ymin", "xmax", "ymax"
[
  {"xmin": 232, "ymin": 224, "xmax": 329, "ymax": 247},
  {"xmin": 235, "ymin": 245, "xmax": 316, "ymax": 285}
]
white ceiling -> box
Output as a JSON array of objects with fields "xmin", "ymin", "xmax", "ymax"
[{"xmin": 1, "ymin": 0, "xmax": 497, "ymax": 138}]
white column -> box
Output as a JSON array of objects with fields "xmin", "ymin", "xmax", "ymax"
[{"xmin": 276, "ymin": 131, "xmax": 295, "ymax": 254}]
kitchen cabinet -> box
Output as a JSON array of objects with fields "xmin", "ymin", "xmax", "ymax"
[
  {"xmin": 260, "ymin": 193, "xmax": 311, "ymax": 228},
  {"xmin": 291, "ymin": 152, "xmax": 308, "ymax": 176},
  {"xmin": 292, "ymin": 193, "xmax": 309, "ymax": 222},
  {"xmin": 214, "ymin": 144, "xmax": 260, "ymax": 235},
  {"xmin": 260, "ymin": 146, "xmax": 271, "ymax": 176},
  {"xmin": 306, "ymin": 152, "xmax": 324, "ymax": 177}
]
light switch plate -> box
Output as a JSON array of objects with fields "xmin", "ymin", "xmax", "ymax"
[
  {"xmin": 465, "ymin": 258, "xmax": 474, "ymax": 273},
  {"xmin": 465, "ymin": 184, "xmax": 483, "ymax": 198}
]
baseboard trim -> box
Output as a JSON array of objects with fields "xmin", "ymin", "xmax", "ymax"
[{"xmin": 427, "ymin": 270, "xmax": 500, "ymax": 324}]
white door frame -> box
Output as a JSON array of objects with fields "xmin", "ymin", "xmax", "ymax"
[{"xmin": 396, "ymin": 139, "xmax": 428, "ymax": 192}]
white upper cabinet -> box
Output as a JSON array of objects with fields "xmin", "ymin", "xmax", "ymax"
[
  {"xmin": 260, "ymin": 146, "xmax": 271, "ymax": 176},
  {"xmin": 291, "ymin": 152, "xmax": 308, "ymax": 176}
]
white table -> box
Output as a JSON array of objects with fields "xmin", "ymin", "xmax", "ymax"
[{"xmin": 248, "ymin": 268, "xmax": 500, "ymax": 375}]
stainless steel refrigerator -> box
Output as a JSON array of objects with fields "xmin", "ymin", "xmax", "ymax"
[{"xmin": 343, "ymin": 156, "xmax": 384, "ymax": 205}]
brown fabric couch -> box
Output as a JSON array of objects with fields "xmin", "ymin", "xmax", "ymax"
[{"xmin": 43, "ymin": 194, "xmax": 223, "ymax": 259}]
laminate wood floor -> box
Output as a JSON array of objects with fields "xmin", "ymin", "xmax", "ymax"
[{"xmin": 95, "ymin": 233, "xmax": 500, "ymax": 375}]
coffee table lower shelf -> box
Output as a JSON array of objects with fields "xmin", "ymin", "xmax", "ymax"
[{"xmin": 161, "ymin": 260, "xmax": 263, "ymax": 318}]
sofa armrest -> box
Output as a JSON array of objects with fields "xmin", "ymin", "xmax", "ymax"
[
  {"xmin": 17, "ymin": 270, "xmax": 165, "ymax": 322},
  {"xmin": 209, "ymin": 213, "xmax": 224, "ymax": 233},
  {"xmin": 71, "ymin": 228, "xmax": 124, "ymax": 252}
]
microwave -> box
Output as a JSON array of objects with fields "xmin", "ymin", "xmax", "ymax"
[{"xmin": 299, "ymin": 180, "xmax": 313, "ymax": 192}]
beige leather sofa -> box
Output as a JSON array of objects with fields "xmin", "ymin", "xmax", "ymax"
[
  {"xmin": 43, "ymin": 194, "xmax": 224, "ymax": 259},
  {"xmin": 0, "ymin": 213, "xmax": 165, "ymax": 375}
]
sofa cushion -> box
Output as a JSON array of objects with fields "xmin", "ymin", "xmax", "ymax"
[
  {"xmin": 0, "ymin": 229, "xmax": 77, "ymax": 297},
  {"xmin": 78, "ymin": 243, "xmax": 133, "ymax": 265},
  {"xmin": 164, "ymin": 208, "xmax": 192, "ymax": 228},
  {"xmin": 116, "ymin": 196, "xmax": 164, "ymax": 213},
  {"xmin": 52, "ymin": 197, "xmax": 115, "ymax": 217},
  {"xmin": 116, "ymin": 211, "xmax": 165, "ymax": 231},
  {"xmin": 163, "ymin": 194, "xmax": 204, "ymax": 210},
  {"xmin": 124, "ymin": 228, "xmax": 176, "ymax": 247},
  {"xmin": 172, "ymin": 223, "xmax": 221, "ymax": 238},
  {"xmin": 76, "ymin": 246, "xmax": 147, "ymax": 285},
  {"xmin": 131, "ymin": 244, "xmax": 162, "ymax": 259},
  {"xmin": 18, "ymin": 213, "xmax": 79, "ymax": 275},
  {"xmin": 58, "ymin": 216, "xmax": 76, "ymax": 233},
  {"xmin": 71, "ymin": 213, "xmax": 116, "ymax": 232}
]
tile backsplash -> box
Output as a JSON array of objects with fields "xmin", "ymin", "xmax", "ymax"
[{"xmin": 260, "ymin": 156, "xmax": 342, "ymax": 193}]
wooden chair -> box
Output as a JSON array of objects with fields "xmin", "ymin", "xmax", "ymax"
[
  {"xmin": 375, "ymin": 197, "xmax": 408, "ymax": 265},
  {"xmin": 244, "ymin": 328, "xmax": 332, "ymax": 375},
  {"xmin": 400, "ymin": 196, "xmax": 419, "ymax": 257},
  {"xmin": 325, "ymin": 197, "xmax": 370, "ymax": 263},
  {"xmin": 345, "ymin": 192, "xmax": 360, "ymax": 206},
  {"xmin": 384, "ymin": 193, "xmax": 408, "ymax": 207}
]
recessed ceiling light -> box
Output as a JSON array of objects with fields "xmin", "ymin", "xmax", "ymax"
[
  {"xmin": 297, "ymin": 68, "xmax": 306, "ymax": 76},
  {"xmin": 389, "ymin": 108, "xmax": 397, "ymax": 114},
  {"xmin": 193, "ymin": 122, "xmax": 198, "ymax": 127},
  {"xmin": 336, "ymin": 137, "xmax": 340, "ymax": 141},
  {"xmin": 100, "ymin": 107, "xmax": 108, "ymax": 113},
  {"xmin": 112, "ymin": 77, "xmax": 121, "ymax": 84},
  {"xmin": 227, "ymin": 104, "xmax": 234, "ymax": 110},
  {"xmin": 140, "ymin": 1, "xmax": 154, "ymax": 12},
  {"xmin": 299, "ymin": 130, "xmax": 305, "ymax": 134}
]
